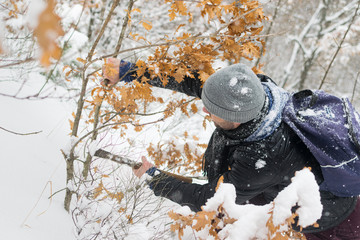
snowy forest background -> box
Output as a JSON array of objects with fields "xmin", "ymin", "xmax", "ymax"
[{"xmin": 1, "ymin": 0, "xmax": 359, "ymax": 239}]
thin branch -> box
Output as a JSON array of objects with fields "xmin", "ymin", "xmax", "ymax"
[
  {"xmin": 319, "ymin": 2, "xmax": 360, "ymax": 90},
  {"xmin": 90, "ymin": 32, "xmax": 277, "ymax": 66},
  {"xmin": 48, "ymin": 187, "xmax": 66, "ymax": 199},
  {"xmin": 89, "ymin": 2, "xmax": 270, "ymax": 65},
  {"xmin": 65, "ymin": 1, "xmax": 122, "ymax": 211},
  {"xmin": 351, "ymin": 71, "xmax": 360, "ymax": 103},
  {"xmin": 69, "ymin": 117, "xmax": 164, "ymax": 156},
  {"xmin": 114, "ymin": 0, "xmax": 135, "ymax": 56},
  {"xmin": 101, "ymin": 98, "xmax": 197, "ymax": 124},
  {"xmin": 290, "ymin": 37, "xmax": 309, "ymax": 57},
  {"xmin": 255, "ymin": 0, "xmax": 282, "ymax": 67},
  {"xmin": 325, "ymin": 0, "xmax": 358, "ymax": 22},
  {"xmin": 87, "ymin": 0, "xmax": 120, "ymax": 61},
  {"xmin": 0, "ymin": 58, "xmax": 35, "ymax": 68},
  {"xmin": 0, "ymin": 91, "xmax": 53, "ymax": 100},
  {"xmin": 82, "ymin": 0, "xmax": 135, "ymax": 179},
  {"xmin": 280, "ymin": 1, "xmax": 324, "ymax": 87},
  {"xmin": 0, "ymin": 126, "xmax": 42, "ymax": 136},
  {"xmin": 72, "ymin": 1, "xmax": 120, "ymax": 137},
  {"xmin": 0, "ymin": 3, "xmax": 22, "ymax": 14},
  {"xmin": 318, "ymin": 14, "xmax": 356, "ymax": 37}
]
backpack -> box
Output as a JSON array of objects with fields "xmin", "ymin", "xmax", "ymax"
[{"xmin": 282, "ymin": 89, "xmax": 360, "ymax": 197}]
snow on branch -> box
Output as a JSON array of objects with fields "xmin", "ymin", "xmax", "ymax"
[
  {"xmin": 325, "ymin": 0, "xmax": 359, "ymax": 23},
  {"xmin": 281, "ymin": 1, "xmax": 324, "ymax": 86}
]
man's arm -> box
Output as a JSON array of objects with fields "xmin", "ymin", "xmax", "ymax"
[
  {"xmin": 143, "ymin": 70, "xmax": 203, "ymax": 98},
  {"xmin": 148, "ymin": 171, "xmax": 220, "ymax": 212},
  {"xmin": 103, "ymin": 58, "xmax": 203, "ymax": 98}
]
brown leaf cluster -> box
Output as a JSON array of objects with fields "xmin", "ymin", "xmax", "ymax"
[
  {"xmin": 83, "ymin": 0, "xmax": 266, "ymax": 129},
  {"xmin": 80, "ymin": 0, "xmax": 267, "ymax": 179},
  {"xmin": 168, "ymin": 202, "xmax": 236, "ymax": 240},
  {"xmin": 147, "ymin": 134, "xmax": 205, "ymax": 175},
  {"xmin": 266, "ymin": 203, "xmax": 308, "ymax": 240},
  {"xmin": 93, "ymin": 180, "xmax": 124, "ymax": 204},
  {"xmin": 33, "ymin": 0, "xmax": 64, "ymax": 66},
  {"xmin": 4, "ymin": 0, "xmax": 21, "ymax": 18},
  {"xmin": 133, "ymin": 0, "xmax": 267, "ymax": 89}
]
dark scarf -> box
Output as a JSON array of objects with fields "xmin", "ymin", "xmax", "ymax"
[{"xmin": 203, "ymin": 96, "xmax": 270, "ymax": 180}]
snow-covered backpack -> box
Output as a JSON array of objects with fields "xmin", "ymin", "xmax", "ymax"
[{"xmin": 282, "ymin": 89, "xmax": 360, "ymax": 197}]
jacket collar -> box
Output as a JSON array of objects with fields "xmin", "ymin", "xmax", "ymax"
[{"xmin": 218, "ymin": 95, "xmax": 270, "ymax": 140}]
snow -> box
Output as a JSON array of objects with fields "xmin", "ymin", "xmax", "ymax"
[
  {"xmin": 0, "ymin": 19, "xmax": 4, "ymax": 51},
  {"xmin": 172, "ymin": 168, "xmax": 322, "ymax": 240},
  {"xmin": 255, "ymin": 159, "xmax": 266, "ymax": 169},
  {"xmin": 229, "ymin": 77, "xmax": 238, "ymax": 87},
  {"xmin": 0, "ymin": 74, "xmax": 325, "ymax": 239},
  {"xmin": 26, "ymin": 0, "xmax": 47, "ymax": 28},
  {"xmin": 0, "ymin": 79, "xmax": 75, "ymax": 240},
  {"xmin": 241, "ymin": 87, "xmax": 250, "ymax": 95},
  {"xmin": 299, "ymin": 108, "xmax": 319, "ymax": 117},
  {"xmin": 0, "ymin": 1, "xmax": 328, "ymax": 239},
  {"xmin": 272, "ymin": 168, "xmax": 322, "ymax": 228}
]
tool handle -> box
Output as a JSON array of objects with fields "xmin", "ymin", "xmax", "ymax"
[
  {"xmin": 94, "ymin": 149, "xmax": 193, "ymax": 183},
  {"xmin": 161, "ymin": 171, "xmax": 193, "ymax": 183},
  {"xmin": 103, "ymin": 79, "xmax": 110, "ymax": 86},
  {"xmin": 133, "ymin": 162, "xmax": 142, "ymax": 169}
]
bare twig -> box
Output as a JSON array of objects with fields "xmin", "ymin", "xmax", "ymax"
[
  {"xmin": 87, "ymin": 0, "xmax": 120, "ymax": 61},
  {"xmin": 280, "ymin": 1, "xmax": 324, "ymax": 87},
  {"xmin": 82, "ymin": 0, "xmax": 134, "ymax": 179},
  {"xmin": 115, "ymin": 0, "xmax": 135, "ymax": 55},
  {"xmin": 101, "ymin": 98, "xmax": 196, "ymax": 124},
  {"xmin": 0, "ymin": 58, "xmax": 35, "ymax": 68},
  {"xmin": 351, "ymin": 71, "xmax": 360, "ymax": 103},
  {"xmin": 0, "ymin": 91, "xmax": 53, "ymax": 100},
  {"xmin": 21, "ymin": 181, "xmax": 52, "ymax": 228},
  {"xmin": 91, "ymin": 2, "xmax": 270, "ymax": 65},
  {"xmin": 319, "ymin": 2, "xmax": 360, "ymax": 90},
  {"xmin": 48, "ymin": 187, "xmax": 66, "ymax": 199},
  {"xmin": 65, "ymin": 0, "xmax": 121, "ymax": 212},
  {"xmin": 69, "ymin": 116, "xmax": 166, "ymax": 157},
  {"xmin": 0, "ymin": 126, "xmax": 42, "ymax": 135},
  {"xmin": 91, "ymin": 32, "xmax": 276, "ymax": 66},
  {"xmin": 255, "ymin": 0, "xmax": 283, "ymax": 68}
]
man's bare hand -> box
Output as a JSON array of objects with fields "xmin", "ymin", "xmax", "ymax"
[
  {"xmin": 133, "ymin": 156, "xmax": 154, "ymax": 178},
  {"xmin": 102, "ymin": 58, "xmax": 121, "ymax": 86}
]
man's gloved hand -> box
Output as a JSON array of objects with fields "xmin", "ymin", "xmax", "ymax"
[{"xmin": 102, "ymin": 58, "xmax": 135, "ymax": 86}]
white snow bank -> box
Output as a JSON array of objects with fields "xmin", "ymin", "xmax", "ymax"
[{"xmin": 0, "ymin": 78, "xmax": 75, "ymax": 240}]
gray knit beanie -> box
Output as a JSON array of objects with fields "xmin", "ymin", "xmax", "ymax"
[{"xmin": 201, "ymin": 63, "xmax": 266, "ymax": 123}]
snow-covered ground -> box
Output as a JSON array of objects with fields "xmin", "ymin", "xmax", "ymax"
[{"xmin": 0, "ymin": 75, "xmax": 75, "ymax": 240}]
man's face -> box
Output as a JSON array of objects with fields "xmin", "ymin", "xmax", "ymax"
[{"xmin": 203, "ymin": 107, "xmax": 241, "ymax": 130}]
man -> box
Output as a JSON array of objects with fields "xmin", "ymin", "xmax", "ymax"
[{"xmin": 103, "ymin": 58, "xmax": 360, "ymax": 239}]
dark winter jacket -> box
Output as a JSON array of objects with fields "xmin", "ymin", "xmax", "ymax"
[{"xmin": 142, "ymin": 71, "xmax": 358, "ymax": 233}]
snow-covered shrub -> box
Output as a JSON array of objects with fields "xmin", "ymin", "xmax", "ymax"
[{"xmin": 168, "ymin": 168, "xmax": 322, "ymax": 240}]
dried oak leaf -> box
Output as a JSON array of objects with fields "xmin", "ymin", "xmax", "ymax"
[{"xmin": 33, "ymin": 0, "xmax": 64, "ymax": 67}]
